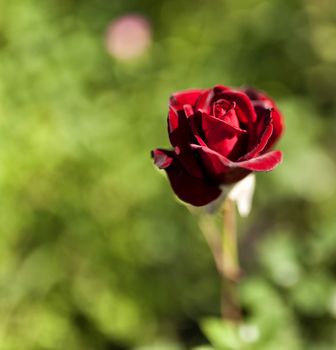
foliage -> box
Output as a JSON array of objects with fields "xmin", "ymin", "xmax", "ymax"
[{"xmin": 0, "ymin": 0, "xmax": 335, "ymax": 349}]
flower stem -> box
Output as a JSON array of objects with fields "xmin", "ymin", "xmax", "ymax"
[
  {"xmin": 221, "ymin": 198, "xmax": 242, "ymax": 323},
  {"xmin": 222, "ymin": 198, "xmax": 240, "ymax": 282},
  {"xmin": 197, "ymin": 197, "xmax": 242, "ymax": 323}
]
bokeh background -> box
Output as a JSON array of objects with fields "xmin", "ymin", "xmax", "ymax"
[{"xmin": 0, "ymin": 0, "xmax": 336, "ymax": 349}]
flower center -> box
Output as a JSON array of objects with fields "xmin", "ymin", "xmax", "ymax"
[{"xmin": 213, "ymin": 100, "xmax": 239, "ymax": 128}]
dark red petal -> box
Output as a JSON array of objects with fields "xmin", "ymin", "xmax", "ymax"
[
  {"xmin": 190, "ymin": 144, "xmax": 250, "ymax": 184},
  {"xmin": 151, "ymin": 149, "xmax": 221, "ymax": 206},
  {"xmin": 202, "ymin": 112, "xmax": 246, "ymax": 138},
  {"xmin": 194, "ymin": 85, "xmax": 232, "ymax": 113},
  {"xmin": 236, "ymin": 150, "xmax": 283, "ymax": 171},
  {"xmin": 252, "ymin": 102, "xmax": 284, "ymax": 151},
  {"xmin": 241, "ymin": 109, "xmax": 273, "ymax": 160},
  {"xmin": 187, "ymin": 111, "xmax": 207, "ymax": 146},
  {"xmin": 167, "ymin": 107, "xmax": 179, "ymax": 135},
  {"xmin": 241, "ymin": 87, "xmax": 266, "ymax": 102},
  {"xmin": 191, "ymin": 144, "xmax": 282, "ymax": 179},
  {"xmin": 201, "ymin": 112, "xmax": 246, "ymax": 157},
  {"xmin": 242, "ymin": 87, "xmax": 284, "ymax": 147},
  {"xmin": 194, "ymin": 88, "xmax": 214, "ymax": 113},
  {"xmin": 183, "ymin": 104, "xmax": 194, "ymax": 118},
  {"xmin": 174, "ymin": 146, "xmax": 203, "ymax": 178},
  {"xmin": 167, "ymin": 107, "xmax": 194, "ymax": 148},
  {"xmin": 219, "ymin": 91, "xmax": 257, "ymax": 124},
  {"xmin": 170, "ymin": 89, "xmax": 204, "ymax": 109},
  {"xmin": 268, "ymin": 107, "xmax": 284, "ymax": 148},
  {"xmin": 191, "ymin": 144, "xmax": 232, "ymax": 170},
  {"xmin": 152, "ymin": 149, "xmax": 174, "ymax": 169},
  {"xmin": 213, "ymin": 85, "xmax": 231, "ymax": 94}
]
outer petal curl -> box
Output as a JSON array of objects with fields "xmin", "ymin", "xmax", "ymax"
[
  {"xmin": 170, "ymin": 89, "xmax": 204, "ymax": 110},
  {"xmin": 152, "ymin": 149, "xmax": 222, "ymax": 206},
  {"xmin": 191, "ymin": 144, "xmax": 282, "ymax": 184},
  {"xmin": 242, "ymin": 87, "xmax": 284, "ymax": 148}
]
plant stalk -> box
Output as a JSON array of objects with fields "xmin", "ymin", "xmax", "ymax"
[
  {"xmin": 220, "ymin": 198, "xmax": 241, "ymax": 323},
  {"xmin": 197, "ymin": 198, "xmax": 242, "ymax": 323}
]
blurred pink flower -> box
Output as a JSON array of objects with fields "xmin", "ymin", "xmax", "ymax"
[{"xmin": 106, "ymin": 14, "xmax": 152, "ymax": 61}]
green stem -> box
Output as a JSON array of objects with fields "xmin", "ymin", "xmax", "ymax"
[
  {"xmin": 221, "ymin": 198, "xmax": 242, "ymax": 323},
  {"xmin": 222, "ymin": 198, "xmax": 240, "ymax": 282},
  {"xmin": 197, "ymin": 198, "xmax": 242, "ymax": 323}
]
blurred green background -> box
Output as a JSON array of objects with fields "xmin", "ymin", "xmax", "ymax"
[{"xmin": 0, "ymin": 0, "xmax": 336, "ymax": 349}]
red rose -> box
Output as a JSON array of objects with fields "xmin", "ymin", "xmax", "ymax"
[{"xmin": 152, "ymin": 85, "xmax": 284, "ymax": 206}]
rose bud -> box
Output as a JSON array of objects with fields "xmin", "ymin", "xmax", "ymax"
[{"xmin": 151, "ymin": 85, "xmax": 284, "ymax": 207}]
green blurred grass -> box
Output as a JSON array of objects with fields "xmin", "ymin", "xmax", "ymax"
[{"xmin": 0, "ymin": 0, "xmax": 335, "ymax": 349}]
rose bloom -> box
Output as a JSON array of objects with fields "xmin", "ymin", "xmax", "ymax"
[{"xmin": 151, "ymin": 85, "xmax": 284, "ymax": 206}]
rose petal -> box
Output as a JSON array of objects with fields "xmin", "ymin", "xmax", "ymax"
[
  {"xmin": 194, "ymin": 88, "xmax": 214, "ymax": 113},
  {"xmin": 190, "ymin": 144, "xmax": 250, "ymax": 183},
  {"xmin": 187, "ymin": 111, "xmax": 207, "ymax": 146},
  {"xmin": 167, "ymin": 107, "xmax": 179, "ymax": 134},
  {"xmin": 242, "ymin": 87, "xmax": 284, "ymax": 148},
  {"xmin": 167, "ymin": 107, "xmax": 194, "ymax": 148},
  {"xmin": 170, "ymin": 89, "xmax": 204, "ymax": 109},
  {"xmin": 213, "ymin": 85, "xmax": 231, "ymax": 94},
  {"xmin": 174, "ymin": 146, "xmax": 203, "ymax": 178},
  {"xmin": 152, "ymin": 148, "xmax": 174, "ymax": 169},
  {"xmin": 151, "ymin": 148, "xmax": 222, "ymax": 206},
  {"xmin": 237, "ymin": 150, "xmax": 283, "ymax": 171},
  {"xmin": 240, "ymin": 108, "xmax": 273, "ymax": 160},
  {"xmin": 194, "ymin": 85, "xmax": 231, "ymax": 113},
  {"xmin": 241, "ymin": 87, "xmax": 266, "ymax": 103},
  {"xmin": 183, "ymin": 104, "xmax": 194, "ymax": 118},
  {"xmin": 202, "ymin": 112, "xmax": 246, "ymax": 138},
  {"xmin": 201, "ymin": 112, "xmax": 246, "ymax": 157},
  {"xmin": 219, "ymin": 91, "xmax": 257, "ymax": 124},
  {"xmin": 267, "ymin": 108, "xmax": 284, "ymax": 148},
  {"xmin": 216, "ymin": 104, "xmax": 239, "ymax": 126},
  {"xmin": 191, "ymin": 144, "xmax": 282, "ymax": 181}
]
